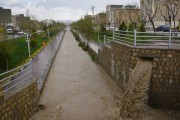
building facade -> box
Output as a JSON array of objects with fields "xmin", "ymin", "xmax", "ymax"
[
  {"xmin": 12, "ymin": 14, "xmax": 30, "ymax": 28},
  {"xmin": 94, "ymin": 13, "xmax": 106, "ymax": 28},
  {"xmin": 0, "ymin": 7, "xmax": 12, "ymax": 26},
  {"xmin": 106, "ymin": 4, "xmax": 123, "ymax": 28}
]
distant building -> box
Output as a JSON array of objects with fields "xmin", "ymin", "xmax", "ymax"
[
  {"xmin": 106, "ymin": 4, "xmax": 140, "ymax": 29},
  {"xmin": 124, "ymin": 5, "xmax": 137, "ymax": 9},
  {"xmin": 106, "ymin": 4, "xmax": 123, "ymax": 28},
  {"xmin": 94, "ymin": 13, "xmax": 106, "ymax": 27},
  {"xmin": 113, "ymin": 8, "xmax": 140, "ymax": 28},
  {"xmin": 12, "ymin": 14, "xmax": 30, "ymax": 28},
  {"xmin": 0, "ymin": 7, "xmax": 12, "ymax": 26},
  {"xmin": 42, "ymin": 19, "xmax": 53, "ymax": 26}
]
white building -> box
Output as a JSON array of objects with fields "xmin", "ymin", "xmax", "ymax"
[{"xmin": 106, "ymin": 4, "xmax": 123, "ymax": 28}]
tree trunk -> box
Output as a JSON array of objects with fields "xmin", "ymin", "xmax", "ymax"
[
  {"xmin": 150, "ymin": 19, "xmax": 156, "ymax": 32},
  {"xmin": 6, "ymin": 56, "xmax": 8, "ymax": 71}
]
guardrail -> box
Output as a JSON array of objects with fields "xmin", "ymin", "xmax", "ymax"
[
  {"xmin": 103, "ymin": 30, "xmax": 180, "ymax": 48},
  {"xmin": 0, "ymin": 60, "xmax": 32, "ymax": 93}
]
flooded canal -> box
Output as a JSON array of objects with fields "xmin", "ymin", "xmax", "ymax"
[
  {"xmin": 31, "ymin": 29, "xmax": 122, "ymax": 120},
  {"xmin": 30, "ymin": 28, "xmax": 173, "ymax": 120}
]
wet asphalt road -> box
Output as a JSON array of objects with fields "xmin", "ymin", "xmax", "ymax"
[{"xmin": 31, "ymin": 31, "xmax": 64, "ymax": 90}]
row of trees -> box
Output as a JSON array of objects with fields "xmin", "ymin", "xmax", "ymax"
[
  {"xmin": 104, "ymin": 0, "xmax": 180, "ymax": 32},
  {"xmin": 141, "ymin": 0, "xmax": 180, "ymax": 31},
  {"xmin": 0, "ymin": 16, "xmax": 65, "ymax": 72},
  {"xmin": 71, "ymin": 16, "xmax": 93, "ymax": 39}
]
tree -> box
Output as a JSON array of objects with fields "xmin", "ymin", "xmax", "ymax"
[
  {"xmin": 126, "ymin": 8, "xmax": 140, "ymax": 27},
  {"xmin": 119, "ymin": 21, "xmax": 127, "ymax": 31},
  {"xmin": 114, "ymin": 10, "xmax": 125, "ymax": 28},
  {"xmin": 159, "ymin": 0, "xmax": 180, "ymax": 30},
  {"xmin": 0, "ymin": 41, "xmax": 16, "ymax": 71},
  {"xmin": 70, "ymin": 16, "xmax": 93, "ymax": 40},
  {"xmin": 146, "ymin": 2, "xmax": 159, "ymax": 32}
]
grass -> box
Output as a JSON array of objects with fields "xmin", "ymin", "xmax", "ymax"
[
  {"xmin": 8, "ymin": 33, "xmax": 48, "ymax": 69},
  {"xmin": 91, "ymin": 30, "xmax": 113, "ymax": 42},
  {"xmin": 0, "ymin": 29, "xmax": 61, "ymax": 73}
]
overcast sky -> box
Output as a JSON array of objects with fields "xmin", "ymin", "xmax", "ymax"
[{"xmin": 0, "ymin": 0, "xmax": 140, "ymax": 21}]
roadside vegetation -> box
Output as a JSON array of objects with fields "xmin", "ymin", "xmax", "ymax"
[
  {"xmin": 71, "ymin": 29, "xmax": 98, "ymax": 62},
  {"xmin": 0, "ymin": 22, "xmax": 65, "ymax": 74}
]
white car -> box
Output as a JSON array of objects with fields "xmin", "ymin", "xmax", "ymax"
[
  {"xmin": 6, "ymin": 29, "xmax": 14, "ymax": 34},
  {"xmin": 17, "ymin": 31, "xmax": 25, "ymax": 35}
]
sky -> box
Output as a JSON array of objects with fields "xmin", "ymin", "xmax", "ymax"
[{"xmin": 0, "ymin": 0, "xmax": 140, "ymax": 21}]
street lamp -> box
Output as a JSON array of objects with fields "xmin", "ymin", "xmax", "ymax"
[
  {"xmin": 47, "ymin": 29, "xmax": 50, "ymax": 42},
  {"xmin": 25, "ymin": 32, "xmax": 37, "ymax": 58},
  {"xmin": 25, "ymin": 33, "xmax": 31, "ymax": 58}
]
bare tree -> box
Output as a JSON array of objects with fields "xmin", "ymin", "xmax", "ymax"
[
  {"xmin": 160, "ymin": 0, "xmax": 180, "ymax": 30},
  {"xmin": 126, "ymin": 8, "xmax": 140, "ymax": 27},
  {"xmin": 141, "ymin": 0, "xmax": 159, "ymax": 32},
  {"xmin": 114, "ymin": 9, "xmax": 125, "ymax": 27},
  {"xmin": 146, "ymin": 4, "xmax": 158, "ymax": 32}
]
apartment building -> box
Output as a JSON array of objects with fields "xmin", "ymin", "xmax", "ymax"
[
  {"xmin": 94, "ymin": 12, "xmax": 106, "ymax": 27},
  {"xmin": 0, "ymin": 7, "xmax": 12, "ymax": 26},
  {"xmin": 12, "ymin": 14, "xmax": 30, "ymax": 28},
  {"xmin": 106, "ymin": 4, "xmax": 123, "ymax": 28}
]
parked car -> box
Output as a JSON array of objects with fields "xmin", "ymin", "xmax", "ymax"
[
  {"xmin": 6, "ymin": 29, "xmax": 14, "ymax": 34},
  {"xmin": 156, "ymin": 25, "xmax": 170, "ymax": 32},
  {"xmin": 17, "ymin": 31, "xmax": 26, "ymax": 35}
]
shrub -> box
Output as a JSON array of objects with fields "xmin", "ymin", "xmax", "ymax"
[
  {"xmin": 30, "ymin": 38, "xmax": 37, "ymax": 47},
  {"xmin": 119, "ymin": 22, "xmax": 127, "ymax": 31},
  {"xmin": 128, "ymin": 23, "xmax": 135, "ymax": 31},
  {"xmin": 82, "ymin": 44, "xmax": 89, "ymax": 51},
  {"xmin": 139, "ymin": 23, "xmax": 146, "ymax": 32},
  {"xmin": 100, "ymin": 23, "xmax": 106, "ymax": 33}
]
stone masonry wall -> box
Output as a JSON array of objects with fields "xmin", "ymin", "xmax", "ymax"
[
  {"xmin": 0, "ymin": 82, "xmax": 39, "ymax": 120},
  {"xmin": 98, "ymin": 41, "xmax": 180, "ymax": 109}
]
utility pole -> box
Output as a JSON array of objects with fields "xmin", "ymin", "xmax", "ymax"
[{"xmin": 91, "ymin": 6, "xmax": 95, "ymax": 17}]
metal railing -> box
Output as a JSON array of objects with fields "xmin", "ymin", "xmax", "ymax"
[
  {"xmin": 0, "ymin": 60, "xmax": 33, "ymax": 93},
  {"xmin": 102, "ymin": 30, "xmax": 180, "ymax": 48}
]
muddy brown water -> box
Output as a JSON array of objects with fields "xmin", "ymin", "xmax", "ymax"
[{"xmin": 30, "ymin": 28, "xmax": 172, "ymax": 120}]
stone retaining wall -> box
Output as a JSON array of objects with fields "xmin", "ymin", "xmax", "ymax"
[
  {"xmin": 98, "ymin": 41, "xmax": 180, "ymax": 109},
  {"xmin": 0, "ymin": 82, "xmax": 39, "ymax": 120}
]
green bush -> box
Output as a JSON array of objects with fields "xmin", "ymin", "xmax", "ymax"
[
  {"xmin": 128, "ymin": 23, "xmax": 135, "ymax": 31},
  {"xmin": 105, "ymin": 30, "xmax": 113, "ymax": 37},
  {"xmin": 82, "ymin": 44, "xmax": 89, "ymax": 51},
  {"xmin": 139, "ymin": 23, "xmax": 146, "ymax": 32},
  {"xmin": 119, "ymin": 22, "xmax": 127, "ymax": 31},
  {"xmin": 100, "ymin": 23, "xmax": 106, "ymax": 33},
  {"xmin": 78, "ymin": 42, "xmax": 84, "ymax": 47},
  {"xmin": 30, "ymin": 38, "xmax": 38, "ymax": 47}
]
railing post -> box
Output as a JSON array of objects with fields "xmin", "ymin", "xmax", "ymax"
[
  {"xmin": 169, "ymin": 26, "xmax": 172, "ymax": 48},
  {"xmin": 134, "ymin": 29, "xmax": 137, "ymax": 47}
]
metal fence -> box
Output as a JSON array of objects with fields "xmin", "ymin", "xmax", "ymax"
[
  {"xmin": 102, "ymin": 30, "xmax": 180, "ymax": 48},
  {"xmin": 0, "ymin": 60, "xmax": 32, "ymax": 93}
]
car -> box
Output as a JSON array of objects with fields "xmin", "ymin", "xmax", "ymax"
[
  {"xmin": 6, "ymin": 29, "xmax": 14, "ymax": 34},
  {"xmin": 156, "ymin": 25, "xmax": 170, "ymax": 32},
  {"xmin": 17, "ymin": 31, "xmax": 24, "ymax": 35}
]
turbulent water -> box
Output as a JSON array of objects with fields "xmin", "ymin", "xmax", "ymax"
[
  {"xmin": 30, "ymin": 28, "xmax": 122, "ymax": 120},
  {"xmin": 120, "ymin": 59, "xmax": 152, "ymax": 118},
  {"xmin": 30, "ymin": 28, "xmax": 173, "ymax": 120}
]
